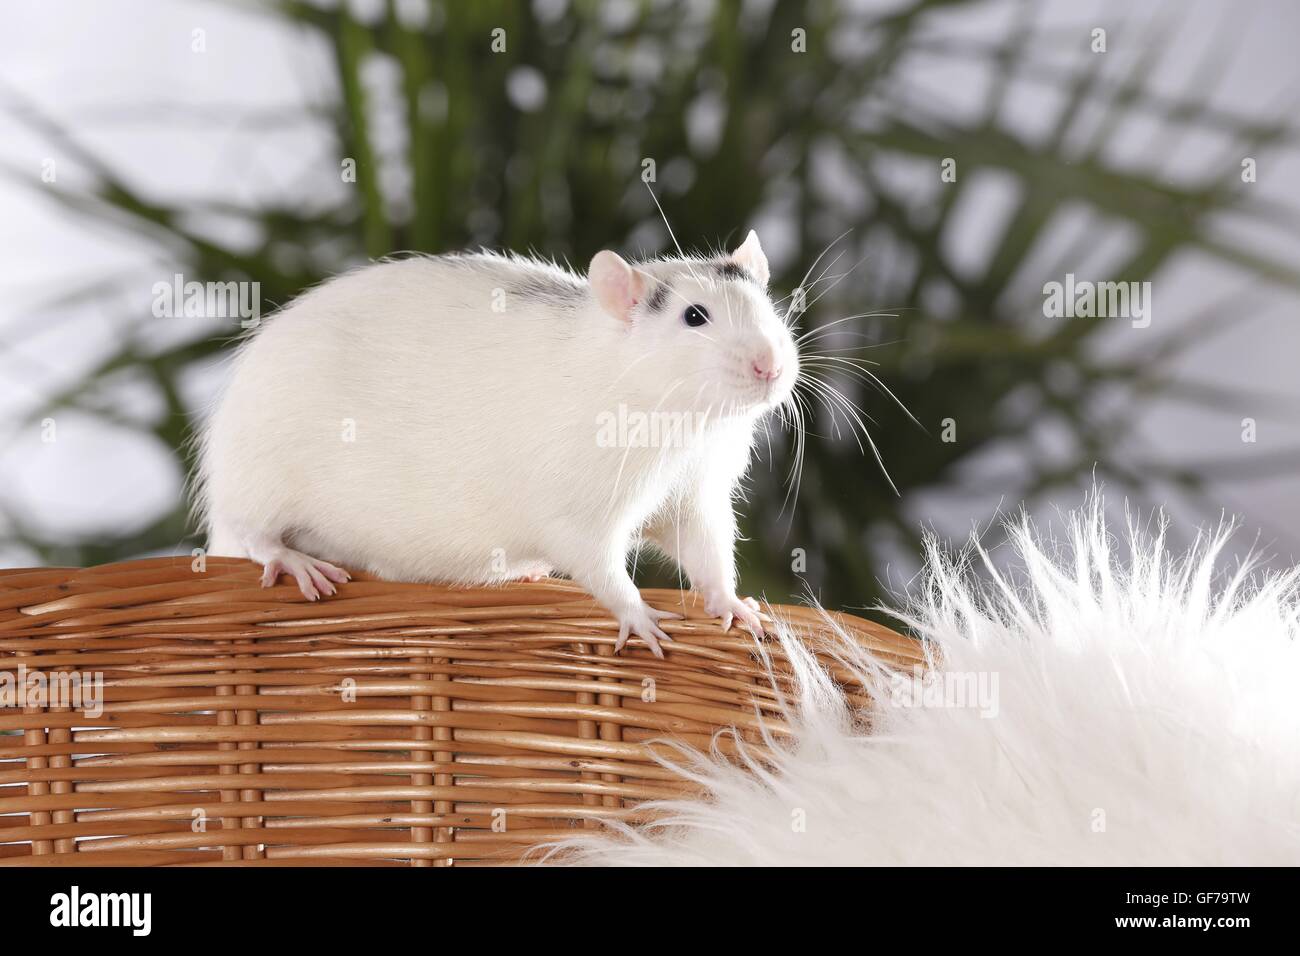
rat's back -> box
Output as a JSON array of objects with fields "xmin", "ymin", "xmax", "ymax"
[{"xmin": 198, "ymin": 253, "xmax": 605, "ymax": 582}]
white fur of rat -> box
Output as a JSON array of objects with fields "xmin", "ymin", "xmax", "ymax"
[{"xmin": 195, "ymin": 231, "xmax": 798, "ymax": 658}]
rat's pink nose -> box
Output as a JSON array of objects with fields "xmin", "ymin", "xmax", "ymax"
[{"xmin": 752, "ymin": 356, "xmax": 782, "ymax": 382}]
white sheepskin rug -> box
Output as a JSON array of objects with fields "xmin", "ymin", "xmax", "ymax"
[{"xmin": 544, "ymin": 499, "xmax": 1300, "ymax": 865}]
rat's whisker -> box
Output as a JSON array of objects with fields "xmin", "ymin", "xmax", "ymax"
[
  {"xmin": 785, "ymin": 228, "xmax": 853, "ymax": 326},
  {"xmin": 637, "ymin": 188, "xmax": 715, "ymax": 296},
  {"xmin": 801, "ymin": 370, "xmax": 882, "ymax": 444},
  {"xmin": 778, "ymin": 388, "xmax": 810, "ymax": 520},
  {"xmin": 796, "ymin": 327, "xmax": 902, "ymax": 351},
  {"xmin": 802, "ymin": 355, "xmax": 921, "ymax": 429},
  {"xmin": 798, "ymin": 372, "xmax": 899, "ymax": 495},
  {"xmin": 783, "ymin": 248, "xmax": 848, "ymax": 306},
  {"xmin": 786, "ymin": 248, "xmax": 850, "ymax": 307},
  {"xmin": 801, "ymin": 254, "xmax": 870, "ymax": 315},
  {"xmin": 793, "ymin": 375, "xmax": 843, "ymax": 442},
  {"xmin": 795, "ymin": 311, "xmax": 898, "ymax": 345},
  {"xmin": 644, "ymin": 181, "xmax": 686, "ymax": 261}
]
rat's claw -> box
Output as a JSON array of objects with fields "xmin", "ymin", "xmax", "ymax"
[
  {"xmin": 706, "ymin": 592, "xmax": 767, "ymax": 639},
  {"xmin": 511, "ymin": 563, "xmax": 552, "ymax": 583},
  {"xmin": 614, "ymin": 603, "xmax": 681, "ymax": 658}
]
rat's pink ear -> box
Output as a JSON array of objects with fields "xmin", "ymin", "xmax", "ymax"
[
  {"xmin": 731, "ymin": 229, "xmax": 770, "ymax": 287},
  {"xmin": 588, "ymin": 250, "xmax": 646, "ymax": 322}
]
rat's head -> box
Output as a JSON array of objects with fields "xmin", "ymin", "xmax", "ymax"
[{"xmin": 588, "ymin": 231, "xmax": 798, "ymax": 418}]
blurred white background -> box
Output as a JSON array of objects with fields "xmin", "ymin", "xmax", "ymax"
[{"xmin": 2, "ymin": 0, "xmax": 1299, "ymax": 573}]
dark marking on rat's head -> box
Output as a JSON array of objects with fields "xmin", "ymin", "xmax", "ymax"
[
  {"xmin": 510, "ymin": 272, "xmax": 586, "ymax": 309},
  {"xmin": 712, "ymin": 260, "xmax": 754, "ymax": 284},
  {"xmin": 647, "ymin": 282, "xmax": 670, "ymax": 312}
]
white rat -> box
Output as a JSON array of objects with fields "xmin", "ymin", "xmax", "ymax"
[{"xmin": 196, "ymin": 231, "xmax": 798, "ymax": 658}]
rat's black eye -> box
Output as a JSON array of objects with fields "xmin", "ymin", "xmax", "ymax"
[{"xmin": 683, "ymin": 305, "xmax": 710, "ymax": 327}]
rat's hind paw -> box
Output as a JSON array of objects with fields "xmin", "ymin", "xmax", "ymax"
[
  {"xmin": 259, "ymin": 549, "xmax": 351, "ymax": 601},
  {"xmin": 705, "ymin": 592, "xmax": 768, "ymax": 639},
  {"xmin": 614, "ymin": 603, "xmax": 681, "ymax": 659},
  {"xmin": 512, "ymin": 564, "xmax": 552, "ymax": 583}
]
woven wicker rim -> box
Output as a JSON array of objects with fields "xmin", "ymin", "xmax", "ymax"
[{"xmin": 0, "ymin": 557, "xmax": 923, "ymax": 866}]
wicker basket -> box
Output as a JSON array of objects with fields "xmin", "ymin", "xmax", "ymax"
[{"xmin": 0, "ymin": 557, "xmax": 921, "ymax": 866}]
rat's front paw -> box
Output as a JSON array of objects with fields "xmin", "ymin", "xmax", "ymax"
[
  {"xmin": 614, "ymin": 602, "xmax": 682, "ymax": 659},
  {"xmin": 705, "ymin": 591, "xmax": 767, "ymax": 638}
]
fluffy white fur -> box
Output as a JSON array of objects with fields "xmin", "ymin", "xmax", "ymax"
[{"xmin": 543, "ymin": 498, "xmax": 1300, "ymax": 865}]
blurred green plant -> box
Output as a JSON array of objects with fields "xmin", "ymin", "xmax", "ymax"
[{"xmin": 4, "ymin": 0, "xmax": 1300, "ymax": 611}]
